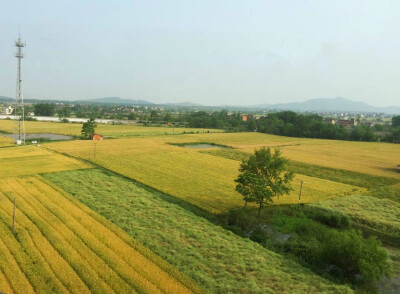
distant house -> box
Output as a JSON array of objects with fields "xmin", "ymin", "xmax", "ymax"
[
  {"xmin": 241, "ymin": 114, "xmax": 253, "ymax": 122},
  {"xmin": 92, "ymin": 134, "xmax": 104, "ymax": 141},
  {"xmin": 324, "ymin": 118, "xmax": 336, "ymax": 124},
  {"xmin": 2, "ymin": 106, "xmax": 14, "ymax": 115},
  {"xmin": 336, "ymin": 119, "xmax": 357, "ymax": 127},
  {"xmin": 364, "ymin": 122, "xmax": 375, "ymax": 128}
]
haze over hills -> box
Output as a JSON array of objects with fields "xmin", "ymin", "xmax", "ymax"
[
  {"xmin": 264, "ymin": 97, "xmax": 400, "ymax": 114},
  {"xmin": 1, "ymin": 96, "xmax": 399, "ymax": 114}
]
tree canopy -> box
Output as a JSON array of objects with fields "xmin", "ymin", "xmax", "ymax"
[
  {"xmin": 81, "ymin": 118, "xmax": 97, "ymax": 139},
  {"xmin": 235, "ymin": 147, "xmax": 294, "ymax": 215}
]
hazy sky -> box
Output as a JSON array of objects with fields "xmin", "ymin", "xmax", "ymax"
[{"xmin": 1, "ymin": 0, "xmax": 399, "ymax": 106}]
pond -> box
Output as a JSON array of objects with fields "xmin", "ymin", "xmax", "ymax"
[
  {"xmin": 2, "ymin": 133, "xmax": 74, "ymax": 141},
  {"xmin": 180, "ymin": 143, "xmax": 227, "ymax": 149}
]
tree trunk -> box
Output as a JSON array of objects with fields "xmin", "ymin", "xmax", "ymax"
[
  {"xmin": 243, "ymin": 200, "xmax": 248, "ymax": 209},
  {"xmin": 258, "ymin": 201, "xmax": 262, "ymax": 217}
]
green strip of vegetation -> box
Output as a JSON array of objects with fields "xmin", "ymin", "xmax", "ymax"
[
  {"xmin": 220, "ymin": 205, "xmax": 391, "ymax": 292},
  {"xmin": 43, "ymin": 168, "xmax": 352, "ymax": 294},
  {"xmin": 168, "ymin": 141, "xmax": 232, "ymax": 148}
]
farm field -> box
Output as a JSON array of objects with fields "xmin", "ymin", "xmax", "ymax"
[
  {"xmin": 0, "ymin": 135, "xmax": 14, "ymax": 147},
  {"xmin": 140, "ymin": 132, "xmax": 400, "ymax": 179},
  {"xmin": 43, "ymin": 168, "xmax": 352, "ymax": 294},
  {"xmin": 46, "ymin": 137, "xmax": 363, "ymax": 213},
  {"xmin": 0, "ymin": 176, "xmax": 201, "ymax": 294},
  {"xmin": 311, "ymin": 195, "xmax": 400, "ymax": 239},
  {"xmin": 0, "ymin": 145, "xmax": 89, "ymax": 178},
  {"xmin": 0, "ymin": 120, "xmax": 222, "ymax": 138}
]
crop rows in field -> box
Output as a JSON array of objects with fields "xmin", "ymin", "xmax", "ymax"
[
  {"xmin": 47, "ymin": 137, "xmax": 364, "ymax": 214},
  {"xmin": 0, "ymin": 120, "xmax": 222, "ymax": 138},
  {"xmin": 0, "ymin": 146, "xmax": 90, "ymax": 178},
  {"xmin": 0, "ymin": 177, "xmax": 202, "ymax": 294},
  {"xmin": 44, "ymin": 168, "xmax": 353, "ymax": 294}
]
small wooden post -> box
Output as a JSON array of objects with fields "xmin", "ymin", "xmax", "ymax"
[
  {"xmin": 94, "ymin": 143, "xmax": 97, "ymax": 158},
  {"xmin": 298, "ymin": 180, "xmax": 303, "ymax": 205},
  {"xmin": 12, "ymin": 197, "xmax": 16, "ymax": 235}
]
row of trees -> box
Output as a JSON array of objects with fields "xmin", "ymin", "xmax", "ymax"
[{"xmin": 256, "ymin": 111, "xmax": 400, "ymax": 143}]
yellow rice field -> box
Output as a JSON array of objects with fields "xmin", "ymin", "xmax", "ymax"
[
  {"xmin": 0, "ymin": 120, "xmax": 222, "ymax": 138},
  {"xmin": 47, "ymin": 137, "xmax": 364, "ymax": 214},
  {"xmin": 0, "ymin": 135, "xmax": 14, "ymax": 147},
  {"xmin": 0, "ymin": 146, "xmax": 90, "ymax": 178},
  {"xmin": 0, "ymin": 176, "xmax": 203, "ymax": 294},
  {"xmin": 163, "ymin": 132, "xmax": 400, "ymax": 179}
]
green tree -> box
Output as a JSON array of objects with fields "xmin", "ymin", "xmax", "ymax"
[
  {"xmin": 128, "ymin": 112, "xmax": 138, "ymax": 120},
  {"xmin": 33, "ymin": 103, "xmax": 55, "ymax": 116},
  {"xmin": 247, "ymin": 119, "xmax": 257, "ymax": 131},
  {"xmin": 81, "ymin": 118, "xmax": 97, "ymax": 139},
  {"xmin": 235, "ymin": 147, "xmax": 294, "ymax": 216},
  {"xmin": 392, "ymin": 115, "xmax": 400, "ymax": 127}
]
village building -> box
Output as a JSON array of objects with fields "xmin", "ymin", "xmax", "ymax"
[
  {"xmin": 324, "ymin": 118, "xmax": 336, "ymax": 124},
  {"xmin": 336, "ymin": 119, "xmax": 357, "ymax": 127},
  {"xmin": 92, "ymin": 134, "xmax": 104, "ymax": 141},
  {"xmin": 241, "ymin": 114, "xmax": 253, "ymax": 122},
  {"xmin": 364, "ymin": 122, "xmax": 375, "ymax": 128}
]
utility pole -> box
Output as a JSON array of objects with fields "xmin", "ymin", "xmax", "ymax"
[
  {"xmin": 298, "ymin": 180, "xmax": 303, "ymax": 205},
  {"xmin": 12, "ymin": 197, "xmax": 16, "ymax": 235},
  {"xmin": 14, "ymin": 34, "xmax": 26, "ymax": 145}
]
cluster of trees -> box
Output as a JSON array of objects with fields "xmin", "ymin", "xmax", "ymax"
[
  {"xmin": 256, "ymin": 111, "xmax": 400, "ymax": 143},
  {"xmin": 183, "ymin": 111, "xmax": 244, "ymax": 130},
  {"xmin": 231, "ymin": 148, "xmax": 391, "ymax": 291}
]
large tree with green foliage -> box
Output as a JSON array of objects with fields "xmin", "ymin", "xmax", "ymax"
[
  {"xmin": 33, "ymin": 103, "xmax": 55, "ymax": 116},
  {"xmin": 235, "ymin": 147, "xmax": 294, "ymax": 215},
  {"xmin": 81, "ymin": 118, "xmax": 97, "ymax": 139}
]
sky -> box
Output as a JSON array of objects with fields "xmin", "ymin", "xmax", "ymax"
[{"xmin": 0, "ymin": 0, "xmax": 399, "ymax": 106}]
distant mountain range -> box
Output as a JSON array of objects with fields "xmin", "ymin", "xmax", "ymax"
[
  {"xmin": 75, "ymin": 97, "xmax": 153, "ymax": 105},
  {"xmin": 1, "ymin": 96, "xmax": 399, "ymax": 114},
  {"xmin": 262, "ymin": 97, "xmax": 400, "ymax": 114}
]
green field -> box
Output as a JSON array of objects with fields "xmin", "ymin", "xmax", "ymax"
[{"xmin": 43, "ymin": 168, "xmax": 352, "ymax": 294}]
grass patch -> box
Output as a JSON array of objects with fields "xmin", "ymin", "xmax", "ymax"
[
  {"xmin": 168, "ymin": 142, "xmax": 232, "ymax": 149},
  {"xmin": 43, "ymin": 168, "xmax": 353, "ymax": 293},
  {"xmin": 221, "ymin": 205, "xmax": 391, "ymax": 292}
]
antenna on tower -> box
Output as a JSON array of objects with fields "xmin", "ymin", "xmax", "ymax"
[{"xmin": 14, "ymin": 34, "xmax": 26, "ymax": 145}]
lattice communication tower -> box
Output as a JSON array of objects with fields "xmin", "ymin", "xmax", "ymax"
[{"xmin": 14, "ymin": 35, "xmax": 26, "ymax": 144}]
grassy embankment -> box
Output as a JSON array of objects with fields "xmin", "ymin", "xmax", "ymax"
[{"xmin": 44, "ymin": 168, "xmax": 352, "ymax": 294}]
